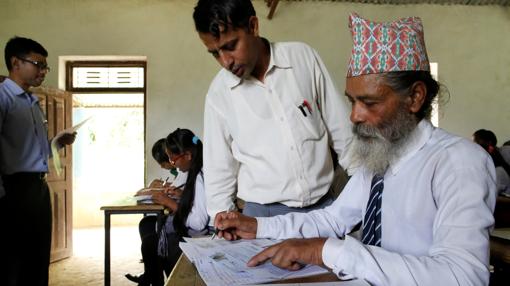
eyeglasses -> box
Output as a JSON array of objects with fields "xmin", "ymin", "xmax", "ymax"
[
  {"xmin": 16, "ymin": 56, "xmax": 50, "ymax": 72},
  {"xmin": 169, "ymin": 153, "xmax": 186, "ymax": 166}
]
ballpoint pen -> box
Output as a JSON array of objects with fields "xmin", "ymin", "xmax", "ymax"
[{"xmin": 162, "ymin": 176, "xmax": 169, "ymax": 187}]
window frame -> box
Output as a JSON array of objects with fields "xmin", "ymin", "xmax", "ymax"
[{"xmin": 65, "ymin": 61, "xmax": 147, "ymax": 93}]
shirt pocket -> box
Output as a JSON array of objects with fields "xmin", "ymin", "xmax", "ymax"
[{"xmin": 292, "ymin": 98, "xmax": 326, "ymax": 141}]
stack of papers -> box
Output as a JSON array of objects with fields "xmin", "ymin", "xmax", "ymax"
[{"xmin": 179, "ymin": 237, "xmax": 329, "ymax": 285}]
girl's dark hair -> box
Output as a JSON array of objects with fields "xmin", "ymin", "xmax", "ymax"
[
  {"xmin": 380, "ymin": 70, "xmax": 447, "ymax": 121},
  {"xmin": 151, "ymin": 138, "xmax": 169, "ymax": 164},
  {"xmin": 165, "ymin": 128, "xmax": 203, "ymax": 237},
  {"xmin": 193, "ymin": 0, "xmax": 256, "ymax": 38}
]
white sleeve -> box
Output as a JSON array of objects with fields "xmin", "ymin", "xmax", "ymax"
[
  {"xmin": 312, "ymin": 49, "xmax": 354, "ymax": 174},
  {"xmin": 185, "ymin": 173, "xmax": 209, "ymax": 231},
  {"xmin": 322, "ymin": 159, "xmax": 496, "ymax": 286},
  {"xmin": 256, "ymin": 173, "xmax": 366, "ymax": 239},
  {"xmin": 203, "ymin": 97, "xmax": 239, "ymax": 219}
]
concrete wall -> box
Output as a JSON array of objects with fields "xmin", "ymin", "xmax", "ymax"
[{"xmin": 1, "ymin": 0, "xmax": 509, "ymax": 224}]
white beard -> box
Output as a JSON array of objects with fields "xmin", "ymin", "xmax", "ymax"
[{"xmin": 349, "ymin": 107, "xmax": 418, "ymax": 175}]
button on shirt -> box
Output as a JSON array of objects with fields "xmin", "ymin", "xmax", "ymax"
[
  {"xmin": 0, "ymin": 78, "xmax": 50, "ymax": 197},
  {"xmin": 256, "ymin": 120, "xmax": 497, "ymax": 285},
  {"xmin": 203, "ymin": 41, "xmax": 353, "ymax": 217}
]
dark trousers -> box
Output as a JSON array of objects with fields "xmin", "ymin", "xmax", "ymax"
[
  {"xmin": 137, "ymin": 216, "xmax": 182, "ymax": 286},
  {"xmin": 0, "ymin": 172, "xmax": 52, "ymax": 286}
]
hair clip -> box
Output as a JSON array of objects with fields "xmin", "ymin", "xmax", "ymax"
[{"xmin": 192, "ymin": 135, "xmax": 200, "ymax": 145}]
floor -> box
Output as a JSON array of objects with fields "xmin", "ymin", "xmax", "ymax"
[{"xmin": 49, "ymin": 226, "xmax": 144, "ymax": 286}]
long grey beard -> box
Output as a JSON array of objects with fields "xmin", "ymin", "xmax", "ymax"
[{"xmin": 350, "ymin": 109, "xmax": 418, "ymax": 175}]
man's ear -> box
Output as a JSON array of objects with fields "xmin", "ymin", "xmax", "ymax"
[
  {"xmin": 408, "ymin": 81, "xmax": 427, "ymax": 114},
  {"xmin": 10, "ymin": 56, "xmax": 18, "ymax": 70},
  {"xmin": 248, "ymin": 16, "xmax": 259, "ymax": 36}
]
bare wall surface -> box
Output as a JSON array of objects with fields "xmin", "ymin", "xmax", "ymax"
[{"xmin": 1, "ymin": 0, "xmax": 509, "ymax": 183}]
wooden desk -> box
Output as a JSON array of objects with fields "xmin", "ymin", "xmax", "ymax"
[
  {"xmin": 100, "ymin": 204, "xmax": 165, "ymax": 286},
  {"xmin": 165, "ymin": 254, "xmax": 340, "ymax": 286}
]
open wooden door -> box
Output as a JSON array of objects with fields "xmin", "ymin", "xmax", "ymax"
[{"xmin": 32, "ymin": 86, "xmax": 73, "ymax": 262}]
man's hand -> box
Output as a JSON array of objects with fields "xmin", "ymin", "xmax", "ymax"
[
  {"xmin": 214, "ymin": 211, "xmax": 257, "ymax": 240},
  {"xmin": 57, "ymin": 132, "xmax": 77, "ymax": 146},
  {"xmin": 247, "ymin": 238, "xmax": 327, "ymax": 270}
]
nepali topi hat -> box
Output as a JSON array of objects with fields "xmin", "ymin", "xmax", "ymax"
[{"xmin": 347, "ymin": 12, "xmax": 430, "ymax": 77}]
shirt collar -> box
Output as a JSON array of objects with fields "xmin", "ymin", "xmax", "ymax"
[
  {"xmin": 226, "ymin": 40, "xmax": 292, "ymax": 89},
  {"xmin": 1, "ymin": 77, "xmax": 39, "ymax": 104},
  {"xmin": 2, "ymin": 78, "xmax": 26, "ymax": 96},
  {"xmin": 387, "ymin": 119, "xmax": 434, "ymax": 176}
]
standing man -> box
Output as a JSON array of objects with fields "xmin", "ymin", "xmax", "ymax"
[
  {"xmin": 214, "ymin": 13, "xmax": 497, "ymax": 285},
  {"xmin": 0, "ymin": 37, "xmax": 76, "ymax": 286},
  {"xmin": 193, "ymin": 0, "xmax": 353, "ymax": 218}
]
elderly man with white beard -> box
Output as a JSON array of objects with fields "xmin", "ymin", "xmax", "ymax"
[{"xmin": 211, "ymin": 13, "xmax": 497, "ymax": 286}]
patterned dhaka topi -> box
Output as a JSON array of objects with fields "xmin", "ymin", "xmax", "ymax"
[{"xmin": 347, "ymin": 12, "xmax": 430, "ymax": 77}]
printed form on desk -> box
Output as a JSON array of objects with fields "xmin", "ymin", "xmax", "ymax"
[{"xmin": 179, "ymin": 237, "xmax": 369, "ymax": 286}]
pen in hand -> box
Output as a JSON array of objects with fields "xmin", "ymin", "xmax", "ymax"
[
  {"xmin": 211, "ymin": 209, "xmax": 230, "ymax": 240},
  {"xmin": 211, "ymin": 228, "xmax": 219, "ymax": 240}
]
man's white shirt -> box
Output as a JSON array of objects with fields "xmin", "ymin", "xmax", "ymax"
[
  {"xmin": 257, "ymin": 120, "xmax": 497, "ymax": 286},
  {"xmin": 203, "ymin": 41, "xmax": 352, "ymax": 217}
]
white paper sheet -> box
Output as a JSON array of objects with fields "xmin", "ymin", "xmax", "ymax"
[
  {"xmin": 179, "ymin": 237, "xmax": 330, "ymax": 285},
  {"xmin": 51, "ymin": 117, "xmax": 92, "ymax": 176}
]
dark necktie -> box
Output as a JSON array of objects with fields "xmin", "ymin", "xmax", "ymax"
[{"xmin": 361, "ymin": 174, "xmax": 384, "ymax": 246}]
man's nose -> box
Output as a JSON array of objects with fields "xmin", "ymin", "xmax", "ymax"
[{"xmin": 350, "ymin": 102, "xmax": 366, "ymax": 124}]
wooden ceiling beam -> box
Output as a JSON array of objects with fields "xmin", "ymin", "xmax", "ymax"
[{"xmin": 266, "ymin": 0, "xmax": 280, "ymax": 20}]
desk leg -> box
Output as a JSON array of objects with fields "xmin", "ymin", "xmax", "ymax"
[{"xmin": 105, "ymin": 211, "xmax": 111, "ymax": 286}]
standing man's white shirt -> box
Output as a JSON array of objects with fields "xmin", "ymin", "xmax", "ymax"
[
  {"xmin": 256, "ymin": 120, "xmax": 497, "ymax": 285},
  {"xmin": 204, "ymin": 41, "xmax": 352, "ymax": 217}
]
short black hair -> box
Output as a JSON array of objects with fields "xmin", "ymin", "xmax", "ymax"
[
  {"xmin": 193, "ymin": 0, "xmax": 256, "ymax": 38},
  {"xmin": 379, "ymin": 71, "xmax": 442, "ymax": 121},
  {"xmin": 4, "ymin": 36, "xmax": 48, "ymax": 71},
  {"xmin": 473, "ymin": 129, "xmax": 497, "ymax": 149},
  {"xmin": 151, "ymin": 138, "xmax": 169, "ymax": 164}
]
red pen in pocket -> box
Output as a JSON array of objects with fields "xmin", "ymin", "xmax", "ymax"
[{"xmin": 302, "ymin": 100, "xmax": 312, "ymax": 114}]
